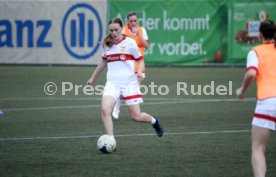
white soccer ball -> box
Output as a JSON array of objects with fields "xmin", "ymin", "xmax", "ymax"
[{"xmin": 97, "ymin": 134, "xmax": 116, "ymax": 153}]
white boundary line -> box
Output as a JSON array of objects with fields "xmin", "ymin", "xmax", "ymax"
[
  {"xmin": 4, "ymin": 104, "xmax": 101, "ymax": 111},
  {"xmin": 2, "ymin": 98, "xmax": 255, "ymax": 112},
  {"xmin": 0, "ymin": 97, "xmax": 256, "ymax": 101},
  {"xmin": 1, "ymin": 97, "xmax": 101, "ymax": 101},
  {"xmin": 0, "ymin": 129, "xmax": 250, "ymax": 141}
]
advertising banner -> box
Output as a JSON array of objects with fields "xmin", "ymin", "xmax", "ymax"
[
  {"xmin": 110, "ymin": 1, "xmax": 228, "ymax": 65},
  {"xmin": 0, "ymin": 0, "xmax": 107, "ymax": 64},
  {"xmin": 228, "ymin": 2, "xmax": 276, "ymax": 63}
]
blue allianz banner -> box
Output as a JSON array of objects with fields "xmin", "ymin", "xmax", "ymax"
[{"xmin": 0, "ymin": 0, "xmax": 107, "ymax": 64}]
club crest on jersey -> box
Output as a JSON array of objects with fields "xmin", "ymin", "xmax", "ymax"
[
  {"xmin": 120, "ymin": 54, "xmax": 126, "ymax": 61},
  {"xmin": 120, "ymin": 46, "xmax": 126, "ymax": 52}
]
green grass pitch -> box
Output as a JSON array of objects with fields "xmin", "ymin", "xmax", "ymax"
[{"xmin": 0, "ymin": 66, "xmax": 275, "ymax": 177}]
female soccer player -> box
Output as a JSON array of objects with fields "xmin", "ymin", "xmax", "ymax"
[
  {"xmin": 87, "ymin": 18, "xmax": 163, "ymax": 138},
  {"xmin": 236, "ymin": 20, "xmax": 276, "ymax": 177},
  {"xmin": 112, "ymin": 11, "xmax": 149, "ymax": 119}
]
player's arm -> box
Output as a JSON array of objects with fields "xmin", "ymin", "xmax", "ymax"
[
  {"xmin": 137, "ymin": 58, "xmax": 145, "ymax": 78},
  {"xmin": 236, "ymin": 69, "xmax": 257, "ymax": 99},
  {"xmin": 130, "ymin": 39, "xmax": 144, "ymax": 78},
  {"xmin": 133, "ymin": 27, "xmax": 149, "ymax": 49},
  {"xmin": 137, "ymin": 32, "xmax": 149, "ymax": 49},
  {"xmin": 87, "ymin": 59, "xmax": 107, "ymax": 85},
  {"xmin": 236, "ymin": 50, "xmax": 258, "ymax": 99}
]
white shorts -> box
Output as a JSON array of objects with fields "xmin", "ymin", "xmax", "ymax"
[
  {"xmin": 103, "ymin": 81, "xmax": 143, "ymax": 106},
  {"xmin": 252, "ymin": 97, "xmax": 276, "ymax": 131}
]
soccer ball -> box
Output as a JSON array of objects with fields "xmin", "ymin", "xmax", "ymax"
[{"xmin": 97, "ymin": 134, "xmax": 116, "ymax": 154}]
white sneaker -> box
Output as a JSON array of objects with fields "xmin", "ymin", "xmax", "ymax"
[{"xmin": 112, "ymin": 108, "xmax": 120, "ymax": 119}]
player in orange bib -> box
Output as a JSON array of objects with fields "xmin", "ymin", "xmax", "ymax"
[
  {"xmin": 112, "ymin": 11, "xmax": 149, "ymax": 119},
  {"xmin": 236, "ymin": 20, "xmax": 276, "ymax": 177}
]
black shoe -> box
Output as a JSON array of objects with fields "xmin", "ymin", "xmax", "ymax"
[{"xmin": 152, "ymin": 116, "xmax": 163, "ymax": 137}]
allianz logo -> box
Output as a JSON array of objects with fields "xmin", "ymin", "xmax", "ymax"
[{"xmin": 0, "ymin": 3, "xmax": 103, "ymax": 60}]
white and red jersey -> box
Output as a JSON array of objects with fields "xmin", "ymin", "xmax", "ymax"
[
  {"xmin": 102, "ymin": 36, "xmax": 143, "ymax": 84},
  {"xmin": 246, "ymin": 50, "xmax": 258, "ymax": 72}
]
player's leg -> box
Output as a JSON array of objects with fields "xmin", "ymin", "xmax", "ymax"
[
  {"xmin": 251, "ymin": 125, "xmax": 271, "ymax": 177},
  {"xmin": 123, "ymin": 81, "xmax": 163, "ymax": 137},
  {"xmin": 101, "ymin": 95, "xmax": 116, "ymax": 135},
  {"xmin": 127, "ymin": 104, "xmax": 150, "ymax": 122},
  {"xmin": 102, "ymin": 82, "xmax": 120, "ymax": 135},
  {"xmin": 251, "ymin": 98, "xmax": 276, "ymax": 177},
  {"xmin": 127, "ymin": 103, "xmax": 163, "ymax": 137},
  {"xmin": 112, "ymin": 98, "xmax": 121, "ymax": 119}
]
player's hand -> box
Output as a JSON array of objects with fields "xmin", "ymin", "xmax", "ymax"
[
  {"xmin": 131, "ymin": 26, "xmax": 139, "ymax": 35},
  {"xmin": 87, "ymin": 78, "xmax": 93, "ymax": 85},
  {"xmin": 136, "ymin": 72, "xmax": 143, "ymax": 79},
  {"xmin": 236, "ymin": 87, "xmax": 244, "ymax": 100}
]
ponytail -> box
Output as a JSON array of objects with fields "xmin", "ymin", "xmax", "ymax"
[{"xmin": 103, "ymin": 33, "xmax": 113, "ymax": 47}]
